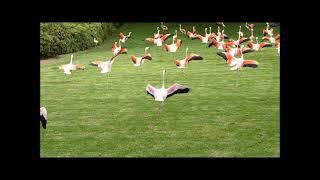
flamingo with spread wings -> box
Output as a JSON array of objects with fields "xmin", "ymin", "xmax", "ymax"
[
  {"xmin": 131, "ymin": 47, "xmax": 152, "ymax": 66},
  {"xmin": 120, "ymin": 32, "xmax": 132, "ymax": 43},
  {"xmin": 175, "ymin": 47, "xmax": 203, "ymax": 68},
  {"xmin": 112, "ymin": 39, "xmax": 128, "ymax": 55},
  {"xmin": 164, "ymin": 36, "xmax": 182, "ymax": 52},
  {"xmin": 146, "ymin": 70, "xmax": 190, "ymax": 102},
  {"xmin": 218, "ymin": 45, "xmax": 259, "ymax": 70},
  {"xmin": 247, "ymin": 37, "xmax": 272, "ymax": 51},
  {"xmin": 95, "ymin": 52, "xmax": 121, "ymax": 74},
  {"xmin": 187, "ymin": 26, "xmax": 197, "ymax": 39},
  {"xmin": 145, "ymin": 33, "xmax": 171, "ymax": 46}
]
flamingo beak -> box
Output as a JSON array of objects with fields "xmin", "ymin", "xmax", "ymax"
[{"xmin": 175, "ymin": 61, "xmax": 180, "ymax": 66}]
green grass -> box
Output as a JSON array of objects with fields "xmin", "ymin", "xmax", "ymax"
[{"xmin": 40, "ymin": 22, "xmax": 280, "ymax": 157}]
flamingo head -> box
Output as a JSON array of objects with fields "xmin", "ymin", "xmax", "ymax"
[{"xmin": 175, "ymin": 60, "xmax": 180, "ymax": 66}]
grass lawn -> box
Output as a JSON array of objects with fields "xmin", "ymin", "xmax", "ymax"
[{"xmin": 40, "ymin": 22, "xmax": 280, "ymax": 157}]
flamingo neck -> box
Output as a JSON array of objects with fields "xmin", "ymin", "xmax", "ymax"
[
  {"xmin": 70, "ymin": 54, "xmax": 73, "ymax": 64},
  {"xmin": 162, "ymin": 70, "xmax": 165, "ymax": 88},
  {"xmin": 185, "ymin": 48, "xmax": 188, "ymax": 58}
]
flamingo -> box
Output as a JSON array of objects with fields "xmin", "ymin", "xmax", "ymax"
[
  {"xmin": 179, "ymin": 24, "xmax": 186, "ymax": 35},
  {"xmin": 215, "ymin": 28, "xmax": 224, "ymax": 42},
  {"xmin": 175, "ymin": 47, "xmax": 203, "ymax": 68},
  {"xmin": 263, "ymin": 28, "xmax": 274, "ymax": 36},
  {"xmin": 59, "ymin": 54, "xmax": 77, "ymax": 75},
  {"xmin": 112, "ymin": 39, "xmax": 128, "ymax": 55},
  {"xmin": 262, "ymin": 34, "xmax": 280, "ymax": 44},
  {"xmin": 187, "ymin": 26, "xmax": 197, "ymax": 39},
  {"xmin": 208, "ymin": 34, "xmax": 231, "ymax": 50},
  {"xmin": 93, "ymin": 38, "xmax": 98, "ymax": 46},
  {"xmin": 131, "ymin": 47, "xmax": 152, "ymax": 66},
  {"xmin": 227, "ymin": 29, "xmax": 249, "ymax": 47},
  {"xmin": 195, "ymin": 28, "xmax": 215, "ymax": 43},
  {"xmin": 98, "ymin": 52, "xmax": 121, "ymax": 74},
  {"xmin": 146, "ymin": 69, "xmax": 190, "ymax": 102},
  {"xmin": 263, "ymin": 22, "xmax": 273, "ymax": 36},
  {"xmin": 216, "ymin": 27, "xmax": 228, "ymax": 42},
  {"xmin": 247, "ymin": 37, "xmax": 272, "ymax": 51},
  {"xmin": 154, "ymin": 27, "xmax": 163, "ymax": 39},
  {"xmin": 217, "ymin": 46, "xmax": 254, "ymax": 58},
  {"xmin": 164, "ymin": 37, "xmax": 182, "ymax": 53},
  {"xmin": 245, "ymin": 22, "xmax": 256, "ymax": 31},
  {"xmin": 229, "ymin": 46, "xmax": 259, "ymax": 70},
  {"xmin": 119, "ymin": 32, "xmax": 132, "ymax": 43},
  {"xmin": 145, "ymin": 33, "xmax": 171, "ymax": 46},
  {"xmin": 161, "ymin": 22, "xmax": 169, "ymax": 33},
  {"xmin": 40, "ymin": 107, "xmax": 47, "ymax": 129}
]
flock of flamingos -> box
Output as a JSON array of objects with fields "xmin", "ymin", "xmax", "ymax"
[{"xmin": 40, "ymin": 22, "xmax": 280, "ymax": 129}]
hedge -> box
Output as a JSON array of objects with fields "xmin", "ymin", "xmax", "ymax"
[{"xmin": 40, "ymin": 23, "xmax": 119, "ymax": 59}]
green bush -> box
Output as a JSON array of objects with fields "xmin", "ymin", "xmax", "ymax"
[{"xmin": 40, "ymin": 23, "xmax": 119, "ymax": 59}]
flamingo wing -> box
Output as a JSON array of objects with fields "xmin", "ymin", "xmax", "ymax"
[
  {"xmin": 120, "ymin": 48, "xmax": 128, "ymax": 54},
  {"xmin": 112, "ymin": 42, "xmax": 117, "ymax": 51},
  {"xmin": 262, "ymin": 36, "xmax": 269, "ymax": 41},
  {"xmin": 186, "ymin": 53, "xmax": 203, "ymax": 62},
  {"xmin": 161, "ymin": 33, "xmax": 171, "ymax": 42},
  {"xmin": 142, "ymin": 55, "xmax": 152, "ymax": 60},
  {"xmin": 242, "ymin": 47, "xmax": 255, "ymax": 54},
  {"xmin": 91, "ymin": 60, "xmax": 103, "ymax": 66},
  {"xmin": 208, "ymin": 38, "xmax": 218, "ymax": 47},
  {"xmin": 242, "ymin": 60, "xmax": 259, "ymax": 68},
  {"xmin": 247, "ymin": 41, "xmax": 254, "ymax": 48},
  {"xmin": 239, "ymin": 37, "xmax": 250, "ymax": 44},
  {"xmin": 145, "ymin": 38, "xmax": 155, "ymax": 43},
  {"xmin": 259, "ymin": 42, "xmax": 272, "ymax": 48},
  {"xmin": 146, "ymin": 84, "xmax": 157, "ymax": 96},
  {"xmin": 216, "ymin": 52, "xmax": 228, "ymax": 61},
  {"xmin": 166, "ymin": 83, "xmax": 190, "ymax": 97},
  {"xmin": 131, "ymin": 55, "xmax": 137, "ymax": 64}
]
